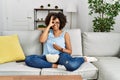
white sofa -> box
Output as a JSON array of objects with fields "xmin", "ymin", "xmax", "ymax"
[
  {"xmin": 0, "ymin": 29, "xmax": 120, "ymax": 80},
  {"xmin": 82, "ymin": 32, "xmax": 120, "ymax": 80}
]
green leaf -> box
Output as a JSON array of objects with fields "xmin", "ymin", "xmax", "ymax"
[{"xmin": 88, "ymin": 0, "xmax": 120, "ymax": 32}]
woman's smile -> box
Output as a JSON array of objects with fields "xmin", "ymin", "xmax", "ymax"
[{"xmin": 52, "ymin": 18, "xmax": 60, "ymax": 30}]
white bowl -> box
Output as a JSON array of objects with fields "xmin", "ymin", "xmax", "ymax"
[{"xmin": 46, "ymin": 54, "xmax": 59, "ymax": 63}]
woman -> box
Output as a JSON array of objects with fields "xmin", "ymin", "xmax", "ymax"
[{"xmin": 25, "ymin": 12, "xmax": 86, "ymax": 71}]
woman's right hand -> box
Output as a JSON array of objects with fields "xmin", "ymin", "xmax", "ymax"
[
  {"xmin": 48, "ymin": 16, "xmax": 54, "ymax": 28},
  {"xmin": 39, "ymin": 16, "xmax": 54, "ymax": 43}
]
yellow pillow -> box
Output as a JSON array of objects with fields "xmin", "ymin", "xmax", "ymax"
[{"xmin": 0, "ymin": 34, "xmax": 25, "ymax": 64}]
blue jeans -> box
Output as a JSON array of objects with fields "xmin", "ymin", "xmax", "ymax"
[{"xmin": 25, "ymin": 53, "xmax": 85, "ymax": 71}]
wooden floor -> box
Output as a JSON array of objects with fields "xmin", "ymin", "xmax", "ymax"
[{"xmin": 0, "ymin": 75, "xmax": 82, "ymax": 80}]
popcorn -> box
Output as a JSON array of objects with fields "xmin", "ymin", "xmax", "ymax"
[{"xmin": 46, "ymin": 54, "xmax": 59, "ymax": 63}]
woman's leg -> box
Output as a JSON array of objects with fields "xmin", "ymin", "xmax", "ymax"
[
  {"xmin": 58, "ymin": 53, "xmax": 85, "ymax": 71},
  {"xmin": 25, "ymin": 55, "xmax": 52, "ymax": 68}
]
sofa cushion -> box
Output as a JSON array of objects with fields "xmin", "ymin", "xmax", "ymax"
[
  {"xmin": 82, "ymin": 32, "xmax": 120, "ymax": 57},
  {"xmin": 41, "ymin": 62, "xmax": 98, "ymax": 79},
  {"xmin": 0, "ymin": 62, "xmax": 41, "ymax": 75},
  {"xmin": 0, "ymin": 32, "xmax": 2, "ymax": 36},
  {"xmin": 2, "ymin": 30, "xmax": 42, "ymax": 56},
  {"xmin": 66, "ymin": 29, "xmax": 82, "ymax": 56},
  {"xmin": 93, "ymin": 57, "xmax": 120, "ymax": 80},
  {"xmin": 0, "ymin": 34, "xmax": 25, "ymax": 64}
]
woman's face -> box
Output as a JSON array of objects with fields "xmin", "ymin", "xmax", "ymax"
[{"xmin": 51, "ymin": 18, "xmax": 60, "ymax": 31}]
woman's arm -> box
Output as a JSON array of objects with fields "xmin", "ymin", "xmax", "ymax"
[
  {"xmin": 53, "ymin": 32, "xmax": 72, "ymax": 54},
  {"xmin": 39, "ymin": 26, "xmax": 50, "ymax": 43},
  {"xmin": 63, "ymin": 32, "xmax": 72, "ymax": 54},
  {"xmin": 39, "ymin": 17, "xmax": 54, "ymax": 43}
]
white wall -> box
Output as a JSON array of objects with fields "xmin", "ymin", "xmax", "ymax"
[
  {"xmin": 1, "ymin": 0, "xmax": 120, "ymax": 32},
  {"xmin": 78, "ymin": 0, "xmax": 90, "ymax": 32},
  {"xmin": 113, "ymin": 14, "xmax": 120, "ymax": 32},
  {"xmin": 0, "ymin": 0, "xmax": 3, "ymax": 32}
]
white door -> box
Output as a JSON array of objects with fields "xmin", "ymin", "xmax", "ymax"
[{"xmin": 2, "ymin": 0, "xmax": 34, "ymax": 30}]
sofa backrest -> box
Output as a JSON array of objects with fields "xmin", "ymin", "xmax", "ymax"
[
  {"xmin": 2, "ymin": 30, "xmax": 42, "ymax": 56},
  {"xmin": 0, "ymin": 32, "xmax": 2, "ymax": 36},
  {"xmin": 2, "ymin": 29, "xmax": 83, "ymax": 56},
  {"xmin": 66, "ymin": 29, "xmax": 82, "ymax": 56},
  {"xmin": 82, "ymin": 32, "xmax": 120, "ymax": 57}
]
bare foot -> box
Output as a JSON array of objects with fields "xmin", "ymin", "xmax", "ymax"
[
  {"xmin": 84, "ymin": 57, "xmax": 87, "ymax": 62},
  {"xmin": 84, "ymin": 56, "xmax": 98, "ymax": 62},
  {"xmin": 52, "ymin": 64, "xmax": 58, "ymax": 68}
]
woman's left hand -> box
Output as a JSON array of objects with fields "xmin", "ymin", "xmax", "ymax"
[{"xmin": 53, "ymin": 43, "xmax": 62, "ymax": 51}]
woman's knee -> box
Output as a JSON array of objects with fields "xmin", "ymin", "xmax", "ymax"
[
  {"xmin": 64, "ymin": 58, "xmax": 84, "ymax": 71},
  {"xmin": 25, "ymin": 55, "xmax": 38, "ymax": 65},
  {"xmin": 25, "ymin": 56, "xmax": 31, "ymax": 63},
  {"xmin": 65, "ymin": 62, "xmax": 80, "ymax": 71}
]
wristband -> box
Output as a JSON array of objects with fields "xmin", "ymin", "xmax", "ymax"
[{"xmin": 60, "ymin": 48, "xmax": 64, "ymax": 52}]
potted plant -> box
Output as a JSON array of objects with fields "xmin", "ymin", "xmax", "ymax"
[
  {"xmin": 88, "ymin": 0, "xmax": 120, "ymax": 32},
  {"xmin": 48, "ymin": 4, "xmax": 51, "ymax": 8},
  {"xmin": 55, "ymin": 5, "xmax": 58, "ymax": 9},
  {"xmin": 40, "ymin": 5, "xmax": 44, "ymax": 9},
  {"xmin": 38, "ymin": 24, "xmax": 46, "ymax": 28}
]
